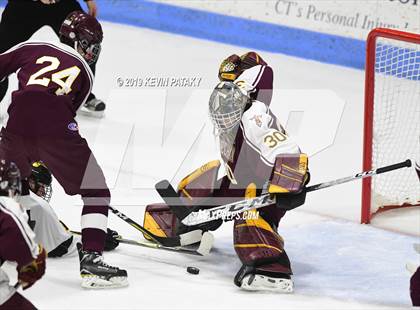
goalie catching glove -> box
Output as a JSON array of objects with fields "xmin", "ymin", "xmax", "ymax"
[
  {"xmin": 218, "ymin": 52, "xmax": 267, "ymax": 82},
  {"xmin": 143, "ymin": 160, "xmax": 223, "ymax": 241},
  {"xmin": 268, "ymin": 154, "xmax": 310, "ymax": 211}
]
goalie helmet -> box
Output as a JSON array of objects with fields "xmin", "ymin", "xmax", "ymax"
[
  {"xmin": 28, "ymin": 161, "xmax": 52, "ymax": 202},
  {"xmin": 209, "ymin": 81, "xmax": 250, "ymax": 133},
  {"xmin": 0, "ymin": 160, "xmax": 21, "ymax": 198},
  {"xmin": 59, "ymin": 11, "xmax": 103, "ymax": 65}
]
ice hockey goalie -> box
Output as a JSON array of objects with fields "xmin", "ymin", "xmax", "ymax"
[{"xmin": 145, "ymin": 52, "xmax": 309, "ymax": 293}]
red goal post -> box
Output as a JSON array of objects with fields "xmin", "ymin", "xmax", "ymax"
[{"xmin": 361, "ymin": 28, "xmax": 420, "ymax": 224}]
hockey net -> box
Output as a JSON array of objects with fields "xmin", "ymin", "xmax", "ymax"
[{"xmin": 361, "ymin": 28, "xmax": 420, "ymax": 224}]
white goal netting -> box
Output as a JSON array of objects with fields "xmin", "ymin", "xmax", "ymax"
[{"xmin": 370, "ymin": 36, "xmax": 420, "ymax": 213}]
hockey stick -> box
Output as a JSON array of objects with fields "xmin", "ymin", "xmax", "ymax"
[
  {"xmin": 108, "ymin": 205, "xmax": 202, "ymax": 247},
  {"xmin": 155, "ymin": 180, "xmax": 193, "ymax": 220},
  {"xmin": 70, "ymin": 230, "xmax": 213, "ymax": 256},
  {"xmin": 11, "ymin": 282, "xmax": 20, "ymax": 292},
  {"xmin": 179, "ymin": 159, "xmax": 412, "ymax": 226}
]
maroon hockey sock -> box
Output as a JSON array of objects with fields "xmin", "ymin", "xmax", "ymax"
[
  {"xmin": 81, "ymin": 196, "xmax": 109, "ymax": 253},
  {"xmin": 82, "ymin": 227, "xmax": 107, "ymax": 253}
]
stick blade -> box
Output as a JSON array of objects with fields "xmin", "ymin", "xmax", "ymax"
[
  {"xmin": 196, "ymin": 232, "xmax": 214, "ymax": 256},
  {"xmin": 179, "ymin": 229, "xmax": 203, "ymax": 246}
]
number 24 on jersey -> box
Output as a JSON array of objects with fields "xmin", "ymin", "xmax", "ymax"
[{"xmin": 27, "ymin": 56, "xmax": 80, "ymax": 96}]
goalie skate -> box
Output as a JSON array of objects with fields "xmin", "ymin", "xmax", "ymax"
[
  {"xmin": 240, "ymin": 274, "xmax": 294, "ymax": 293},
  {"xmin": 77, "ymin": 243, "xmax": 128, "ymax": 289}
]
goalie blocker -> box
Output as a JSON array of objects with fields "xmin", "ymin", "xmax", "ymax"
[{"xmin": 268, "ymin": 153, "xmax": 309, "ymax": 210}]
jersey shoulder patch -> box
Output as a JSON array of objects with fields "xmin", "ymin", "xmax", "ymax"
[{"xmin": 242, "ymin": 100, "xmax": 272, "ymax": 130}]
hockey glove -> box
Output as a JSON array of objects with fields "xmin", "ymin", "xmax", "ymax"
[
  {"xmin": 268, "ymin": 154, "xmax": 310, "ymax": 211},
  {"xmin": 269, "ymin": 154, "xmax": 308, "ymax": 194},
  {"xmin": 218, "ymin": 54, "xmax": 243, "ymax": 81},
  {"xmin": 240, "ymin": 51, "xmax": 267, "ymax": 70},
  {"xmin": 104, "ymin": 228, "xmax": 120, "ymax": 251},
  {"xmin": 18, "ymin": 245, "xmax": 46, "ymax": 290},
  {"xmin": 275, "ymin": 189, "xmax": 308, "ymax": 211},
  {"xmin": 177, "ymin": 160, "xmax": 223, "ymax": 233}
]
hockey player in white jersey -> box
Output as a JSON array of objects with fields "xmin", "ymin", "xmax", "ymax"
[
  {"xmin": 0, "ymin": 160, "xmax": 46, "ymax": 310},
  {"xmin": 20, "ymin": 161, "xmax": 119, "ymax": 258},
  {"xmin": 144, "ymin": 52, "xmax": 309, "ymax": 293}
]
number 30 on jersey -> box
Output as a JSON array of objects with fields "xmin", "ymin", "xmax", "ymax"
[{"xmin": 264, "ymin": 131, "xmax": 287, "ymax": 148}]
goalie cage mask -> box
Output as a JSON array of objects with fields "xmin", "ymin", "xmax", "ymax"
[{"xmin": 209, "ymin": 81, "xmax": 250, "ymax": 135}]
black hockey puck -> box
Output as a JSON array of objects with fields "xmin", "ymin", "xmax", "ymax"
[{"xmin": 187, "ymin": 266, "xmax": 200, "ymax": 275}]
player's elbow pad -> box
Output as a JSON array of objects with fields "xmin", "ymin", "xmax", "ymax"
[{"xmin": 268, "ymin": 153, "xmax": 309, "ymax": 194}]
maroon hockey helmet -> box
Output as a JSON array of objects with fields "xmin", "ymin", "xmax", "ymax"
[
  {"xmin": 59, "ymin": 11, "xmax": 103, "ymax": 65},
  {"xmin": 0, "ymin": 159, "xmax": 21, "ymax": 198}
]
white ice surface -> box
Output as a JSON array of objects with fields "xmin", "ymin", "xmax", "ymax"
[{"xmin": 1, "ymin": 21, "xmax": 419, "ymax": 309}]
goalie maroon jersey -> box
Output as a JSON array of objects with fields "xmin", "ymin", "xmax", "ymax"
[{"xmin": 0, "ymin": 40, "xmax": 93, "ymax": 136}]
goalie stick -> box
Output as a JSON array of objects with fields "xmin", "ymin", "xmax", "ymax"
[
  {"xmin": 108, "ymin": 205, "xmax": 203, "ymax": 247},
  {"xmin": 155, "ymin": 180, "xmax": 193, "ymax": 220},
  {"xmin": 70, "ymin": 230, "xmax": 213, "ymax": 256},
  {"xmin": 172, "ymin": 159, "xmax": 412, "ymax": 226}
]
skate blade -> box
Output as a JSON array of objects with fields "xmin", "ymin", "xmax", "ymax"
[
  {"xmin": 240, "ymin": 274, "xmax": 294, "ymax": 293},
  {"xmin": 77, "ymin": 107, "xmax": 105, "ymax": 118},
  {"xmin": 81, "ymin": 275, "xmax": 128, "ymax": 289}
]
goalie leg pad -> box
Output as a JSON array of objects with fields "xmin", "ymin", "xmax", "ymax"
[
  {"xmin": 144, "ymin": 202, "xmax": 221, "ymax": 242},
  {"xmin": 175, "ymin": 160, "xmax": 223, "ymax": 234},
  {"xmin": 177, "ymin": 160, "xmax": 221, "ymax": 204},
  {"xmin": 233, "ymin": 183, "xmax": 291, "ymax": 275},
  {"xmin": 143, "ymin": 203, "xmax": 178, "ymax": 240},
  {"xmin": 233, "ymin": 214, "xmax": 292, "ymax": 275}
]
